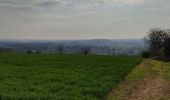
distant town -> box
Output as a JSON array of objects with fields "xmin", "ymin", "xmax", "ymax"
[{"xmin": 0, "ymin": 39, "xmax": 146, "ymax": 55}]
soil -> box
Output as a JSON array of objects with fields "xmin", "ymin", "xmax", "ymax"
[{"xmin": 128, "ymin": 78, "xmax": 168, "ymax": 100}]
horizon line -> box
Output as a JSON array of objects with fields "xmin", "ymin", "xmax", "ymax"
[{"xmin": 0, "ymin": 38, "xmax": 143, "ymax": 41}]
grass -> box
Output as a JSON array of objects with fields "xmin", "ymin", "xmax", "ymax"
[
  {"xmin": 0, "ymin": 53, "xmax": 142, "ymax": 100},
  {"xmin": 162, "ymin": 62, "xmax": 170, "ymax": 80},
  {"xmin": 106, "ymin": 59, "xmax": 170, "ymax": 100}
]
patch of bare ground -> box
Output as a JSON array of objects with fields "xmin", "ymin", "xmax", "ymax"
[{"xmin": 129, "ymin": 77, "xmax": 168, "ymax": 100}]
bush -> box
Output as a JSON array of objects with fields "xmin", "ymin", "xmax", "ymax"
[
  {"xmin": 141, "ymin": 51, "xmax": 151, "ymax": 58},
  {"xmin": 26, "ymin": 50, "xmax": 33, "ymax": 54}
]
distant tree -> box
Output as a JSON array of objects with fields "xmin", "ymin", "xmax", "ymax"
[
  {"xmin": 81, "ymin": 47, "xmax": 91, "ymax": 55},
  {"xmin": 144, "ymin": 28, "xmax": 169, "ymax": 59},
  {"xmin": 58, "ymin": 45, "xmax": 64, "ymax": 54},
  {"xmin": 26, "ymin": 50, "xmax": 33, "ymax": 54}
]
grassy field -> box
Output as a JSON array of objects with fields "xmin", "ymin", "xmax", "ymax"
[{"xmin": 0, "ymin": 53, "xmax": 141, "ymax": 100}]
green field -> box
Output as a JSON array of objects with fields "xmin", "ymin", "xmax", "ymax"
[{"xmin": 0, "ymin": 53, "xmax": 141, "ymax": 100}]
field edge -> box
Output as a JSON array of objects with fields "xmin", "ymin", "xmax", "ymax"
[{"xmin": 106, "ymin": 59, "xmax": 170, "ymax": 100}]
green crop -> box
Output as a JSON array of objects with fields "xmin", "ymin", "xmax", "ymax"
[{"xmin": 0, "ymin": 53, "xmax": 141, "ymax": 100}]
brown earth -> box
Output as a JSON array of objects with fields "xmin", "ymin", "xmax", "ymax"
[{"xmin": 129, "ymin": 78, "xmax": 168, "ymax": 100}]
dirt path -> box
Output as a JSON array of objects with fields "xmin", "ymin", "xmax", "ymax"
[
  {"xmin": 129, "ymin": 78, "xmax": 168, "ymax": 100},
  {"xmin": 106, "ymin": 60, "xmax": 170, "ymax": 100}
]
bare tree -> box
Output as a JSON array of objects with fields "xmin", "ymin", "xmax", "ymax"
[{"xmin": 145, "ymin": 28, "xmax": 169, "ymax": 59}]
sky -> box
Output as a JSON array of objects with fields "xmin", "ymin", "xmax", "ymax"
[{"xmin": 0, "ymin": 0, "xmax": 170, "ymax": 40}]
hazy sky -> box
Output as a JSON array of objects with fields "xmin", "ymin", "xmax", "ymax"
[{"xmin": 0, "ymin": 0, "xmax": 170, "ymax": 40}]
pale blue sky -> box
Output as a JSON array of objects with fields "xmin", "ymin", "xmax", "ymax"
[{"xmin": 0, "ymin": 0, "xmax": 170, "ymax": 40}]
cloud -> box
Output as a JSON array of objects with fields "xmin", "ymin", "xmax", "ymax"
[
  {"xmin": 0, "ymin": 0, "xmax": 169, "ymax": 19},
  {"xmin": 0, "ymin": 0, "xmax": 68, "ymax": 13},
  {"xmin": 33, "ymin": 0, "xmax": 68, "ymax": 7},
  {"xmin": 102, "ymin": 0, "xmax": 144, "ymax": 5},
  {"xmin": 0, "ymin": 0, "xmax": 170, "ymax": 39}
]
